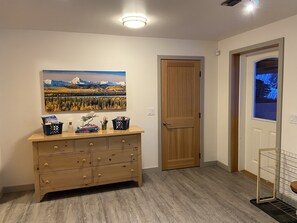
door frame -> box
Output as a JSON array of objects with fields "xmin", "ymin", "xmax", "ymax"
[
  {"xmin": 229, "ymin": 38, "xmax": 284, "ymax": 172},
  {"xmin": 157, "ymin": 56, "xmax": 205, "ymax": 171}
]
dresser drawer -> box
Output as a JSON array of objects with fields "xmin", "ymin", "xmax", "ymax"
[
  {"xmin": 108, "ymin": 135, "xmax": 138, "ymax": 150},
  {"xmin": 93, "ymin": 148, "xmax": 137, "ymax": 166},
  {"xmin": 74, "ymin": 138, "xmax": 107, "ymax": 153},
  {"xmin": 93, "ymin": 162, "xmax": 137, "ymax": 184},
  {"xmin": 39, "ymin": 154, "xmax": 91, "ymax": 172},
  {"xmin": 38, "ymin": 140, "xmax": 74, "ymax": 156},
  {"xmin": 40, "ymin": 168, "xmax": 92, "ymax": 189}
]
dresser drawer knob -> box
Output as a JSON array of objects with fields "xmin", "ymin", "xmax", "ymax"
[
  {"xmin": 122, "ymin": 139, "xmax": 126, "ymax": 143},
  {"xmin": 89, "ymin": 142, "xmax": 94, "ymax": 146},
  {"xmin": 53, "ymin": 145, "xmax": 59, "ymax": 149},
  {"xmin": 44, "ymin": 163, "xmax": 49, "ymax": 166},
  {"xmin": 98, "ymin": 173, "xmax": 102, "ymax": 177},
  {"xmin": 130, "ymin": 153, "xmax": 134, "ymax": 157},
  {"xmin": 82, "ymin": 159, "xmax": 86, "ymax": 163},
  {"xmin": 45, "ymin": 180, "xmax": 50, "ymax": 184},
  {"xmin": 83, "ymin": 175, "xmax": 87, "ymax": 179},
  {"xmin": 97, "ymin": 157, "xmax": 101, "ymax": 161},
  {"xmin": 130, "ymin": 169, "xmax": 134, "ymax": 172}
]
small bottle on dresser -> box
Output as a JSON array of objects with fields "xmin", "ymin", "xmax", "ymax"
[{"xmin": 68, "ymin": 121, "xmax": 74, "ymax": 133}]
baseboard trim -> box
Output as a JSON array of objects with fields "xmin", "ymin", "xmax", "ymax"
[
  {"xmin": 143, "ymin": 167, "xmax": 160, "ymax": 174},
  {"xmin": 216, "ymin": 161, "xmax": 229, "ymax": 171},
  {"xmin": 3, "ymin": 184, "xmax": 34, "ymax": 194},
  {"xmin": 201, "ymin": 161, "xmax": 217, "ymax": 167}
]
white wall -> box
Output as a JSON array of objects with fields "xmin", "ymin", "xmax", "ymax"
[
  {"xmin": 217, "ymin": 14, "xmax": 297, "ymax": 166},
  {"xmin": 0, "ymin": 30, "xmax": 218, "ymax": 187},
  {"xmin": 0, "ymin": 145, "xmax": 2, "ymax": 195},
  {"xmin": 0, "ymin": 65, "xmax": 3, "ymax": 193}
]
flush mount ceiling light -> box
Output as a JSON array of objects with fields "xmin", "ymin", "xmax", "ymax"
[
  {"xmin": 122, "ymin": 15, "xmax": 147, "ymax": 29},
  {"xmin": 245, "ymin": 2, "xmax": 255, "ymax": 12},
  {"xmin": 245, "ymin": 0, "xmax": 260, "ymax": 12}
]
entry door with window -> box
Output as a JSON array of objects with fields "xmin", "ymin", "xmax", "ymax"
[
  {"xmin": 242, "ymin": 51, "xmax": 278, "ymax": 176},
  {"xmin": 161, "ymin": 59, "xmax": 200, "ymax": 170}
]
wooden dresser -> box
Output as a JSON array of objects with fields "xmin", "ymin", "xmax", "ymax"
[{"xmin": 28, "ymin": 126, "xmax": 144, "ymax": 202}]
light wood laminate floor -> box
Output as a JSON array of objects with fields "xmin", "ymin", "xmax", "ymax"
[{"xmin": 0, "ymin": 166, "xmax": 276, "ymax": 223}]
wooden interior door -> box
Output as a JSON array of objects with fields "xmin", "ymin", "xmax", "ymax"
[{"xmin": 161, "ymin": 59, "xmax": 200, "ymax": 170}]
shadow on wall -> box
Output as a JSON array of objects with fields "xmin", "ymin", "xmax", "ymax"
[
  {"xmin": 1, "ymin": 128, "xmax": 42, "ymax": 192},
  {"xmin": 0, "ymin": 166, "xmax": 2, "ymax": 197}
]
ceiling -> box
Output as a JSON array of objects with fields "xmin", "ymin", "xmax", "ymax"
[{"xmin": 1, "ymin": 0, "xmax": 297, "ymax": 41}]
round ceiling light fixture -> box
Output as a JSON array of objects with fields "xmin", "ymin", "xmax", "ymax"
[
  {"xmin": 122, "ymin": 15, "xmax": 147, "ymax": 29},
  {"xmin": 245, "ymin": 2, "xmax": 255, "ymax": 12},
  {"xmin": 245, "ymin": 0, "xmax": 260, "ymax": 13}
]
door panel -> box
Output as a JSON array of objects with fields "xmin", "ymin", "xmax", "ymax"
[
  {"xmin": 244, "ymin": 51, "xmax": 278, "ymax": 181},
  {"xmin": 268, "ymin": 132, "xmax": 276, "ymax": 148},
  {"xmin": 167, "ymin": 66, "xmax": 194, "ymax": 118},
  {"xmin": 161, "ymin": 59, "xmax": 200, "ymax": 170},
  {"xmin": 167, "ymin": 128, "xmax": 194, "ymax": 160},
  {"xmin": 251, "ymin": 128, "xmax": 262, "ymax": 165}
]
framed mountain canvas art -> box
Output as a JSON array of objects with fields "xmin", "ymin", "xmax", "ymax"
[{"xmin": 43, "ymin": 70, "xmax": 126, "ymax": 112}]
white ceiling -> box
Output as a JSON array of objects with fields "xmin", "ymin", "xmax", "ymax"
[{"xmin": 1, "ymin": 0, "xmax": 297, "ymax": 40}]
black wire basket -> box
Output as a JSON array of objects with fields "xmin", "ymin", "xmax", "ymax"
[
  {"xmin": 42, "ymin": 122, "xmax": 63, "ymax": 135},
  {"xmin": 112, "ymin": 117, "xmax": 130, "ymax": 130}
]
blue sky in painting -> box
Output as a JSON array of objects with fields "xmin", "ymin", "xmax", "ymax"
[{"xmin": 43, "ymin": 70, "xmax": 126, "ymax": 83}]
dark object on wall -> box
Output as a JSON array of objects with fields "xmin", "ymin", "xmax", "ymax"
[
  {"xmin": 221, "ymin": 0, "xmax": 241, "ymax": 7},
  {"xmin": 42, "ymin": 122, "xmax": 63, "ymax": 135},
  {"xmin": 112, "ymin": 117, "xmax": 130, "ymax": 130}
]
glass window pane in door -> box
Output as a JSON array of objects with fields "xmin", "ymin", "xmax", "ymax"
[{"xmin": 254, "ymin": 58, "xmax": 278, "ymax": 121}]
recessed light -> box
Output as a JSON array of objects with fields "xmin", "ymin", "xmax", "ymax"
[
  {"xmin": 122, "ymin": 15, "xmax": 147, "ymax": 29},
  {"xmin": 246, "ymin": 2, "xmax": 255, "ymax": 12},
  {"xmin": 245, "ymin": 0, "xmax": 259, "ymax": 13}
]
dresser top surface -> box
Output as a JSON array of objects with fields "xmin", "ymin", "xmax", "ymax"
[{"xmin": 28, "ymin": 125, "xmax": 144, "ymax": 142}]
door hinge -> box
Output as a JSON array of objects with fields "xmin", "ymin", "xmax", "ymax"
[
  {"xmin": 199, "ymin": 113, "xmax": 201, "ymax": 119},
  {"xmin": 199, "ymin": 153, "xmax": 201, "ymax": 159}
]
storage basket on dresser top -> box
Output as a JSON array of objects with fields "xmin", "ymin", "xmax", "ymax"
[{"xmin": 28, "ymin": 126, "xmax": 144, "ymax": 202}]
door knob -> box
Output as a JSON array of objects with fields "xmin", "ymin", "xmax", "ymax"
[{"xmin": 163, "ymin": 122, "xmax": 171, "ymax": 127}]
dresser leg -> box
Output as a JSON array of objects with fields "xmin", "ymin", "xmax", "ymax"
[
  {"xmin": 34, "ymin": 191, "xmax": 44, "ymax": 203},
  {"xmin": 138, "ymin": 174, "xmax": 142, "ymax": 187}
]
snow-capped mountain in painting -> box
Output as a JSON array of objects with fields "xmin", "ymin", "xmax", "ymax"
[{"xmin": 44, "ymin": 77, "xmax": 126, "ymax": 87}]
